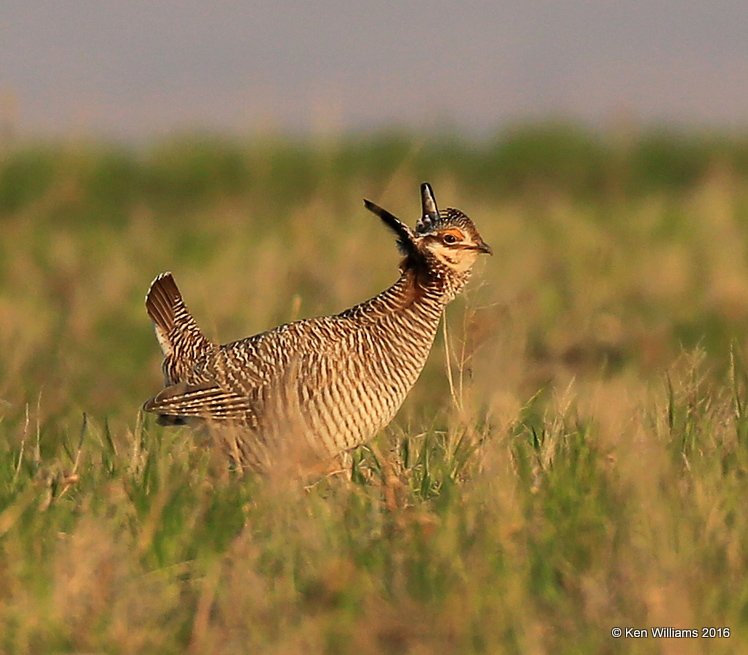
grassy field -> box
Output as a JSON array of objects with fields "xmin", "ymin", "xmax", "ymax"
[{"xmin": 2, "ymin": 125, "xmax": 748, "ymax": 653}]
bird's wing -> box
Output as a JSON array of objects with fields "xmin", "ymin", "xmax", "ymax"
[
  {"xmin": 143, "ymin": 381, "xmax": 257, "ymax": 424},
  {"xmin": 144, "ymin": 317, "xmax": 349, "ymax": 424}
]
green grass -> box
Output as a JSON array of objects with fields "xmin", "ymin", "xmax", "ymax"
[{"xmin": 1, "ymin": 124, "xmax": 748, "ymax": 653}]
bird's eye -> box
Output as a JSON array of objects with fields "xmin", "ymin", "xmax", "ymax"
[{"xmin": 442, "ymin": 233, "xmax": 459, "ymax": 244}]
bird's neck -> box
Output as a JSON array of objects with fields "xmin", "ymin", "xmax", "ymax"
[
  {"xmin": 348, "ymin": 256, "xmax": 469, "ymax": 323},
  {"xmin": 397, "ymin": 254, "xmax": 473, "ymax": 307}
]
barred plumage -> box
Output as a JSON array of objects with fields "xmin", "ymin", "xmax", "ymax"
[{"xmin": 143, "ymin": 183, "xmax": 491, "ymax": 468}]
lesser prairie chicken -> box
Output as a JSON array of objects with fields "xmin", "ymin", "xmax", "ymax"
[{"xmin": 143, "ymin": 183, "xmax": 491, "ymax": 468}]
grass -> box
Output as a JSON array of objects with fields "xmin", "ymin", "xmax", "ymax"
[{"xmin": 1, "ymin": 124, "xmax": 748, "ymax": 653}]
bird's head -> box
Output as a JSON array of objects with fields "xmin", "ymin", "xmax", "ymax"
[
  {"xmin": 412, "ymin": 183, "xmax": 492, "ymax": 272},
  {"xmin": 364, "ymin": 183, "xmax": 491, "ymax": 298}
]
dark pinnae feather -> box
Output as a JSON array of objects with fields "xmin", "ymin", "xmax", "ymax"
[
  {"xmin": 363, "ymin": 198, "xmax": 417, "ymax": 255},
  {"xmin": 416, "ymin": 182, "xmax": 440, "ymax": 234}
]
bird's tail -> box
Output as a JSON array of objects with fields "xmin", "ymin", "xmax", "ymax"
[{"xmin": 145, "ymin": 272, "xmax": 213, "ymax": 384}]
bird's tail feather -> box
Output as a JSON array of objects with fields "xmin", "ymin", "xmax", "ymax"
[{"xmin": 145, "ymin": 272, "xmax": 212, "ymax": 384}]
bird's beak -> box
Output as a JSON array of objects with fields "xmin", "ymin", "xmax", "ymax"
[{"xmin": 476, "ymin": 240, "xmax": 493, "ymax": 255}]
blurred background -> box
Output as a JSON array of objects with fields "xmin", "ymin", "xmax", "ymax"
[
  {"xmin": 0, "ymin": 0, "xmax": 748, "ymax": 416},
  {"xmin": 2, "ymin": 1, "xmax": 748, "ymax": 419},
  {"xmin": 2, "ymin": 1, "xmax": 748, "ymax": 139}
]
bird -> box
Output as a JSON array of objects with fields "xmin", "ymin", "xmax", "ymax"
[{"xmin": 142, "ymin": 182, "xmax": 492, "ymax": 469}]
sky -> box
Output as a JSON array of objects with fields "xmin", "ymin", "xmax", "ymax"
[{"xmin": 2, "ymin": 1, "xmax": 748, "ymax": 140}]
